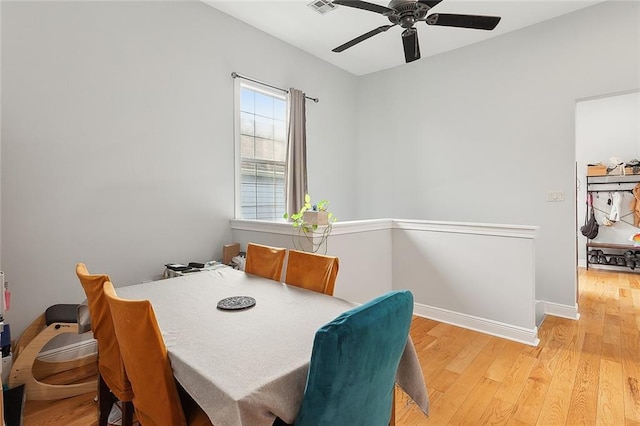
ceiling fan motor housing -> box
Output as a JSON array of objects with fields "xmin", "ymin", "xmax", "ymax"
[{"xmin": 387, "ymin": 0, "xmax": 429, "ymax": 28}]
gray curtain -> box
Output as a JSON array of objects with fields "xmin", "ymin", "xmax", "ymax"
[{"xmin": 286, "ymin": 88, "xmax": 308, "ymax": 216}]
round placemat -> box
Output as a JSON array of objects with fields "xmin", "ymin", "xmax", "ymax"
[{"xmin": 217, "ymin": 296, "xmax": 256, "ymax": 311}]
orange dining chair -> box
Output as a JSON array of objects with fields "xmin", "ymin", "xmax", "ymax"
[
  {"xmin": 103, "ymin": 281, "xmax": 212, "ymax": 426},
  {"xmin": 76, "ymin": 263, "xmax": 134, "ymax": 426},
  {"xmin": 284, "ymin": 250, "xmax": 339, "ymax": 296},
  {"xmin": 245, "ymin": 243, "xmax": 286, "ymax": 281}
]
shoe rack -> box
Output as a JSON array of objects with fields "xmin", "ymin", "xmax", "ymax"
[{"xmin": 585, "ymin": 174, "xmax": 640, "ymax": 272}]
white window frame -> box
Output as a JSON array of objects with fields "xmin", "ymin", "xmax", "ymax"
[{"xmin": 233, "ymin": 78, "xmax": 288, "ymax": 221}]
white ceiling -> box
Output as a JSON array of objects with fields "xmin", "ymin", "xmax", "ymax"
[{"xmin": 203, "ymin": 0, "xmax": 607, "ymax": 76}]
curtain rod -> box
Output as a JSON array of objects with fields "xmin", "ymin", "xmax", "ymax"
[{"xmin": 231, "ymin": 72, "xmax": 319, "ymax": 103}]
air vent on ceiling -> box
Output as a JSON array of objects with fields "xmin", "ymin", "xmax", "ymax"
[{"xmin": 307, "ymin": 0, "xmax": 338, "ymax": 14}]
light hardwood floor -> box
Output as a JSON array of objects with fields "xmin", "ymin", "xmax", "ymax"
[{"xmin": 23, "ymin": 268, "xmax": 640, "ymax": 425}]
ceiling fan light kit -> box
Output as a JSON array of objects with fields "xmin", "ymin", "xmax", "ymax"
[{"xmin": 331, "ymin": 0, "xmax": 501, "ymax": 63}]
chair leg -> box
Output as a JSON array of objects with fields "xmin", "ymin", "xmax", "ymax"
[
  {"xmin": 98, "ymin": 374, "xmax": 115, "ymax": 426},
  {"xmin": 99, "ymin": 373, "xmax": 134, "ymax": 426},
  {"xmin": 121, "ymin": 400, "xmax": 134, "ymax": 426}
]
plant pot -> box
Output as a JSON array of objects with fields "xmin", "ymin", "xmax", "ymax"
[{"xmin": 303, "ymin": 210, "xmax": 328, "ymax": 226}]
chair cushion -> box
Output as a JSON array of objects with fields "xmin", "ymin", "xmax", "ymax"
[
  {"xmin": 44, "ymin": 304, "xmax": 79, "ymax": 325},
  {"xmin": 294, "ymin": 290, "xmax": 413, "ymax": 426}
]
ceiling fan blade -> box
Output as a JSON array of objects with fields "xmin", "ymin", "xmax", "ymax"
[
  {"xmin": 425, "ymin": 13, "xmax": 501, "ymax": 30},
  {"xmin": 332, "ymin": 25, "xmax": 395, "ymax": 53},
  {"xmin": 401, "ymin": 28, "xmax": 421, "ymax": 63},
  {"xmin": 417, "ymin": 0, "xmax": 443, "ymax": 9},
  {"xmin": 332, "ymin": 0, "xmax": 394, "ymax": 15}
]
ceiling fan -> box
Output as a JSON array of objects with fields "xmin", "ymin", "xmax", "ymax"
[{"xmin": 331, "ymin": 0, "xmax": 501, "ymax": 63}]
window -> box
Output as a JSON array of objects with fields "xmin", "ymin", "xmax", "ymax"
[{"xmin": 235, "ymin": 81, "xmax": 287, "ymax": 220}]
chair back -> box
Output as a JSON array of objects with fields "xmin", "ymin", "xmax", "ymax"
[
  {"xmin": 245, "ymin": 243, "xmax": 286, "ymax": 281},
  {"xmin": 284, "ymin": 250, "xmax": 339, "ymax": 296},
  {"xmin": 294, "ymin": 290, "xmax": 414, "ymax": 426},
  {"xmin": 103, "ymin": 282, "xmax": 187, "ymax": 426},
  {"xmin": 75, "ymin": 263, "xmax": 132, "ymax": 399}
]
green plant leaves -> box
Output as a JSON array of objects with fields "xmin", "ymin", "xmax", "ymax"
[{"xmin": 285, "ymin": 193, "xmax": 336, "ymax": 229}]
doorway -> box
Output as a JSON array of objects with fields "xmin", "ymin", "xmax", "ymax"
[{"xmin": 575, "ymin": 90, "xmax": 640, "ymax": 284}]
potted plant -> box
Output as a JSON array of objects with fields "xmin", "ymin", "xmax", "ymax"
[{"xmin": 284, "ymin": 194, "xmax": 337, "ymax": 253}]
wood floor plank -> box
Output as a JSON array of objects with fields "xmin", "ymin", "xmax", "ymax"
[
  {"xmin": 598, "ymin": 358, "xmax": 626, "ymax": 426},
  {"xmin": 566, "ymin": 332, "xmax": 602, "ymax": 424},
  {"xmin": 444, "ymin": 332, "xmax": 491, "ymax": 374},
  {"xmin": 416, "ymin": 327, "xmax": 477, "ymax": 378},
  {"xmin": 427, "ymin": 368, "xmax": 460, "ymax": 394},
  {"xmin": 509, "ymin": 377, "xmax": 548, "ymax": 425},
  {"xmin": 536, "ymin": 320, "xmax": 584, "ymax": 425},
  {"xmin": 484, "ymin": 340, "xmax": 526, "ymax": 382},
  {"xmin": 493, "ymin": 352, "xmax": 537, "ymax": 404},
  {"xmin": 621, "ymin": 331, "xmax": 640, "ymax": 422},
  {"xmin": 23, "ymin": 392, "xmax": 97, "ymax": 426},
  {"xmin": 477, "ymin": 397, "xmax": 516, "ymax": 426},
  {"xmin": 508, "ymin": 344, "xmax": 558, "ymax": 425},
  {"xmin": 426, "ymin": 336, "xmax": 507, "ymax": 425},
  {"xmin": 448, "ymin": 376, "xmax": 500, "ymax": 425}
]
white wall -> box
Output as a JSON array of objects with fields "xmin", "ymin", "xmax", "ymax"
[
  {"xmin": 392, "ymin": 221, "xmax": 538, "ymax": 344},
  {"xmin": 1, "ymin": 1, "xmax": 358, "ymax": 338},
  {"xmin": 354, "ymin": 1, "xmax": 640, "ymax": 313},
  {"xmin": 576, "ymin": 91, "xmax": 640, "ymax": 264}
]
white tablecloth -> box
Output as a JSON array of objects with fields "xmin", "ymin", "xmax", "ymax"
[{"xmin": 117, "ymin": 268, "xmax": 428, "ymax": 426}]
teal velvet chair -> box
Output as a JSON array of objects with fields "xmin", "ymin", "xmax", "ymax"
[{"xmin": 293, "ymin": 290, "xmax": 414, "ymax": 426}]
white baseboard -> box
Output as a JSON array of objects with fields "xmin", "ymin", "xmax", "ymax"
[
  {"xmin": 543, "ymin": 301, "xmax": 580, "ymax": 320},
  {"xmin": 413, "ymin": 302, "xmax": 540, "ymax": 346},
  {"xmin": 37, "ymin": 339, "xmax": 97, "ymax": 362}
]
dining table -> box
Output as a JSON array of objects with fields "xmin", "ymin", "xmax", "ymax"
[{"xmin": 116, "ymin": 267, "xmax": 429, "ymax": 426}]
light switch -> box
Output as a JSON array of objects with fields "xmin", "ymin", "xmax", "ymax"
[{"xmin": 546, "ymin": 191, "xmax": 565, "ymax": 202}]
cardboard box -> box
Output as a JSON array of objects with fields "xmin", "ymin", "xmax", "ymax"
[
  {"xmin": 223, "ymin": 243, "xmax": 240, "ymax": 265},
  {"xmin": 587, "ymin": 165, "xmax": 607, "ymax": 176}
]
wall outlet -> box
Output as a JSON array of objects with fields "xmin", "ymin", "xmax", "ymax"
[{"xmin": 546, "ymin": 191, "xmax": 565, "ymax": 202}]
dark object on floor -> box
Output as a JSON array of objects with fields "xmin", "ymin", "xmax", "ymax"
[{"xmin": 4, "ymin": 384, "xmax": 26, "ymax": 426}]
